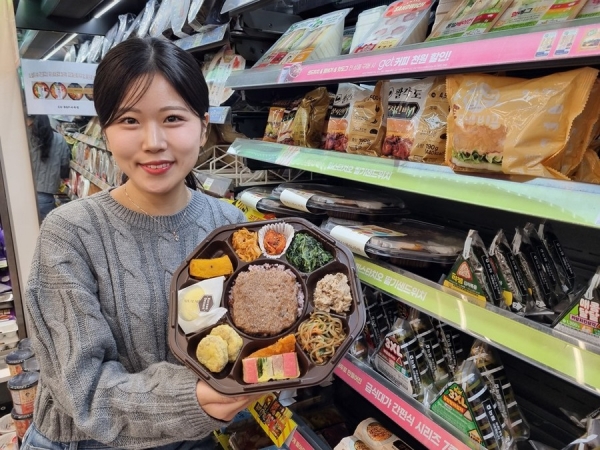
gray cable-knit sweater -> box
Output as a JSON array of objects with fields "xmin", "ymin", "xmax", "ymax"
[{"xmin": 25, "ymin": 189, "xmax": 246, "ymax": 449}]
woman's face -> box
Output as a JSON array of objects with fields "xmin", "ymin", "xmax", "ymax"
[{"xmin": 104, "ymin": 74, "xmax": 205, "ymax": 198}]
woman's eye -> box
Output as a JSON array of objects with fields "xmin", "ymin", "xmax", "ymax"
[
  {"xmin": 119, "ymin": 117, "xmax": 137, "ymax": 125},
  {"xmin": 165, "ymin": 115, "xmax": 183, "ymax": 123}
]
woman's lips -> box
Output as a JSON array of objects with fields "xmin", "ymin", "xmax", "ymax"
[{"xmin": 140, "ymin": 162, "xmax": 173, "ymax": 175}]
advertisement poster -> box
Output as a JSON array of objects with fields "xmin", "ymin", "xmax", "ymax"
[{"xmin": 21, "ymin": 59, "xmax": 98, "ymax": 116}]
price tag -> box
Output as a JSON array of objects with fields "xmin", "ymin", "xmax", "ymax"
[
  {"xmin": 239, "ymin": 190, "xmax": 268, "ymax": 210},
  {"xmin": 279, "ymin": 188, "xmax": 314, "ymax": 212}
]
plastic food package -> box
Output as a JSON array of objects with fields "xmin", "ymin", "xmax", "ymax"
[
  {"xmin": 324, "ymin": 84, "xmax": 373, "ymax": 152},
  {"xmin": 431, "ymin": 360, "xmax": 511, "ymax": 450},
  {"xmin": 123, "ymin": 14, "xmax": 142, "ymax": 40},
  {"xmin": 539, "ymin": 223, "xmax": 576, "ymax": 293},
  {"xmin": 76, "ymin": 41, "xmax": 91, "ymax": 63},
  {"xmin": 149, "ymin": 0, "xmax": 173, "ymax": 38},
  {"xmin": 114, "ymin": 14, "xmax": 136, "ymax": 46},
  {"xmin": 272, "ymin": 183, "xmax": 407, "ymax": 220},
  {"xmin": 409, "ymin": 310, "xmax": 451, "ymax": 388},
  {"xmin": 237, "ymin": 187, "xmax": 325, "ymax": 222},
  {"xmin": 573, "ymin": 149, "xmax": 600, "ymax": 184},
  {"xmin": 546, "ymin": 81, "xmax": 600, "ymax": 178},
  {"xmin": 264, "ymin": 102, "xmax": 289, "ymax": 142},
  {"xmin": 469, "ymin": 341, "xmax": 530, "ymax": 441},
  {"xmin": 253, "ymin": 9, "xmax": 351, "ymax": 69},
  {"xmin": 349, "ymin": 6, "xmax": 387, "ymax": 54},
  {"xmin": 554, "ymin": 267, "xmax": 600, "ymax": 345},
  {"xmin": 188, "ymin": 0, "xmax": 216, "ymax": 31},
  {"xmin": 354, "ymin": 418, "xmax": 414, "ymax": 450},
  {"xmin": 446, "ymin": 68, "xmax": 598, "ymax": 178},
  {"xmin": 277, "ymin": 99, "xmax": 302, "ymax": 145},
  {"xmin": 352, "ymin": 0, "xmax": 432, "ymax": 53},
  {"xmin": 291, "ymin": 87, "xmax": 331, "ymax": 148},
  {"xmin": 102, "ymin": 23, "xmax": 119, "ymax": 59},
  {"xmin": 433, "ymin": 319, "xmax": 464, "ymax": 376},
  {"xmin": 428, "ymin": 0, "xmax": 510, "ymax": 40},
  {"xmin": 384, "ymin": 78, "xmax": 435, "ymax": 160},
  {"xmin": 347, "ymin": 81, "xmax": 388, "ymax": 157},
  {"xmin": 171, "ymin": 0, "xmax": 193, "ymax": 39},
  {"xmin": 372, "ymin": 318, "xmax": 435, "ymax": 402},
  {"xmin": 328, "ymin": 219, "xmax": 464, "ymax": 266},
  {"xmin": 444, "ymin": 230, "xmax": 506, "ymax": 306},
  {"xmin": 136, "ymin": 0, "xmax": 159, "ymax": 38},
  {"xmin": 86, "ymin": 36, "xmax": 103, "ymax": 63},
  {"xmin": 203, "ymin": 46, "xmax": 246, "ymax": 107},
  {"xmin": 64, "ymin": 45, "xmax": 77, "ymax": 62},
  {"xmin": 177, "ymin": 277, "xmax": 227, "ymax": 334},
  {"xmin": 489, "ymin": 229, "xmax": 532, "ymax": 314},
  {"xmin": 493, "ymin": 0, "xmax": 586, "ymax": 30}
]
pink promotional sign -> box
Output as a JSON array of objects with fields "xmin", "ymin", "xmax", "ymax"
[
  {"xmin": 288, "ymin": 429, "xmax": 313, "ymax": 450},
  {"xmin": 281, "ymin": 23, "xmax": 600, "ymax": 83},
  {"xmin": 334, "ymin": 359, "xmax": 470, "ymax": 450}
]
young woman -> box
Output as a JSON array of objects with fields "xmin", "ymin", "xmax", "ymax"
[
  {"xmin": 23, "ymin": 38, "xmax": 257, "ymax": 450},
  {"xmin": 26, "ymin": 115, "xmax": 71, "ymax": 222}
]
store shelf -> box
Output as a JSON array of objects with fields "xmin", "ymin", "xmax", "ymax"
[
  {"xmin": 353, "ymin": 256, "xmax": 600, "ymax": 394},
  {"xmin": 335, "ymin": 354, "xmax": 480, "ymax": 450},
  {"xmin": 226, "ymin": 19, "xmax": 600, "ymax": 89},
  {"xmin": 208, "ymin": 106, "xmax": 232, "ymax": 125},
  {"xmin": 70, "ymin": 161, "xmax": 111, "ymax": 191},
  {"xmin": 67, "ymin": 132, "xmax": 106, "ymax": 151},
  {"xmin": 229, "ymin": 139, "xmax": 600, "ymax": 229}
]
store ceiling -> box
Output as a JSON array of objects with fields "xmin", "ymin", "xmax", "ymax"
[{"xmin": 16, "ymin": 0, "xmax": 146, "ymax": 60}]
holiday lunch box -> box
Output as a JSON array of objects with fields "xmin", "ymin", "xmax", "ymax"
[{"xmin": 168, "ymin": 218, "xmax": 365, "ymax": 395}]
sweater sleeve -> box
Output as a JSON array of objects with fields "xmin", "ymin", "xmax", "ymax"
[{"xmin": 25, "ymin": 215, "xmax": 228, "ymax": 449}]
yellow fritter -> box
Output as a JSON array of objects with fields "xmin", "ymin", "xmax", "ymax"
[
  {"xmin": 189, "ymin": 255, "xmax": 233, "ymax": 279},
  {"xmin": 210, "ymin": 324, "xmax": 243, "ymax": 363},
  {"xmin": 196, "ymin": 335, "xmax": 228, "ymax": 373}
]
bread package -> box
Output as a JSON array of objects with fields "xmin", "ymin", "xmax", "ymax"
[
  {"xmin": 347, "ymin": 81, "xmax": 388, "ymax": 157},
  {"xmin": 446, "ymin": 68, "xmax": 598, "ymax": 178}
]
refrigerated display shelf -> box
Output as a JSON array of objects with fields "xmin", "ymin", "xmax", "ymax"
[
  {"xmin": 69, "ymin": 161, "xmax": 111, "ymax": 191},
  {"xmin": 335, "ymin": 354, "xmax": 481, "ymax": 450},
  {"xmin": 229, "ymin": 139, "xmax": 600, "ymax": 230},
  {"xmin": 174, "ymin": 24, "xmax": 228, "ymax": 53},
  {"xmin": 226, "ymin": 19, "xmax": 600, "ymax": 89},
  {"xmin": 353, "ymin": 256, "xmax": 600, "ymax": 394},
  {"xmin": 67, "ymin": 132, "xmax": 106, "ymax": 151}
]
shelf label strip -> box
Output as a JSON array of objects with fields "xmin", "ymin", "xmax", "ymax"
[
  {"xmin": 283, "ymin": 24, "xmax": 600, "ymax": 83},
  {"xmin": 335, "ymin": 358, "xmax": 469, "ymax": 450}
]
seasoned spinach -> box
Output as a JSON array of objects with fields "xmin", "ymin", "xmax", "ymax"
[{"xmin": 286, "ymin": 233, "xmax": 333, "ymax": 273}]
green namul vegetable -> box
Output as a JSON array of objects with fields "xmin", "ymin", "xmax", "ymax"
[{"xmin": 286, "ymin": 233, "xmax": 333, "ymax": 273}]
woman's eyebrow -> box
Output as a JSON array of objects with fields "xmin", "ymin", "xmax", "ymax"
[{"xmin": 159, "ymin": 106, "xmax": 190, "ymax": 112}]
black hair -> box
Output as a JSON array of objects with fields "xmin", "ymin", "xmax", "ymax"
[
  {"xmin": 30, "ymin": 116, "xmax": 54, "ymax": 162},
  {"xmin": 94, "ymin": 38, "xmax": 209, "ymax": 190}
]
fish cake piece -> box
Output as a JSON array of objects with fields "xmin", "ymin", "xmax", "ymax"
[{"xmin": 196, "ymin": 335, "xmax": 228, "ymax": 373}]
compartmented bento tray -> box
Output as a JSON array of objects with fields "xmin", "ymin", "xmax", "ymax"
[{"xmin": 168, "ymin": 218, "xmax": 365, "ymax": 395}]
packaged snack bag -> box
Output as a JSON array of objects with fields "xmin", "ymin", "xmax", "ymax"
[
  {"xmin": 347, "ymin": 81, "xmax": 388, "ymax": 157},
  {"xmin": 264, "ymin": 103, "xmax": 289, "ymax": 143},
  {"xmin": 539, "ymin": 222, "xmax": 577, "ymax": 293},
  {"xmin": 428, "ymin": 0, "xmax": 510, "ymax": 40},
  {"xmin": 383, "ymin": 78, "xmax": 433, "ymax": 159},
  {"xmin": 292, "ymin": 87, "xmax": 333, "ymax": 148},
  {"xmin": 469, "ymin": 341, "xmax": 530, "ymax": 441},
  {"xmin": 446, "ymin": 68, "xmax": 598, "ymax": 178},
  {"xmin": 409, "ymin": 310, "xmax": 451, "ymax": 388},
  {"xmin": 324, "ymin": 84, "xmax": 373, "ymax": 152},
  {"xmin": 573, "ymin": 149, "xmax": 600, "ymax": 184}
]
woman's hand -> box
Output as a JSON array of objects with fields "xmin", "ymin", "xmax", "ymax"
[{"xmin": 196, "ymin": 380, "xmax": 262, "ymax": 421}]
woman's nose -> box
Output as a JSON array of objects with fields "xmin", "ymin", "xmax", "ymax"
[{"xmin": 142, "ymin": 123, "xmax": 166, "ymax": 152}]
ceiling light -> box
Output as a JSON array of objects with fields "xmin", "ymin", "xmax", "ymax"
[
  {"xmin": 42, "ymin": 33, "xmax": 78, "ymax": 60},
  {"xmin": 94, "ymin": 0, "xmax": 121, "ymax": 19}
]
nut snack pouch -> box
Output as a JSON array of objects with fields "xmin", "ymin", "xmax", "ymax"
[
  {"xmin": 383, "ymin": 78, "xmax": 433, "ymax": 160},
  {"xmin": 347, "ymin": 81, "xmax": 388, "ymax": 157},
  {"xmin": 469, "ymin": 341, "xmax": 530, "ymax": 441},
  {"xmin": 546, "ymin": 80, "xmax": 600, "ymax": 177},
  {"xmin": 410, "ymin": 77, "xmax": 449, "ymax": 164},
  {"xmin": 446, "ymin": 68, "xmax": 598, "ymax": 178},
  {"xmin": 372, "ymin": 318, "xmax": 434, "ymax": 402},
  {"xmin": 408, "ymin": 309, "xmax": 451, "ymax": 388},
  {"xmin": 292, "ymin": 87, "xmax": 331, "ymax": 148},
  {"xmin": 324, "ymin": 84, "xmax": 373, "ymax": 152},
  {"xmin": 489, "ymin": 229, "xmax": 533, "ymax": 314},
  {"xmin": 443, "ymin": 230, "xmax": 505, "ymax": 306},
  {"xmin": 573, "ymin": 149, "xmax": 600, "ymax": 184}
]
